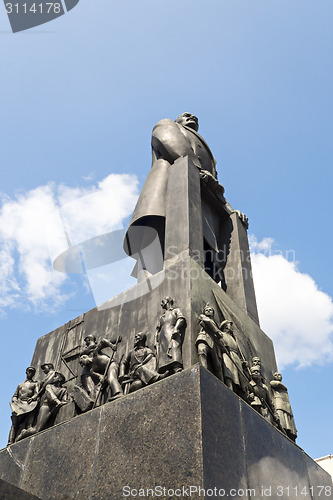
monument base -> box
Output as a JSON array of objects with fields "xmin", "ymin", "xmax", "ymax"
[{"xmin": 0, "ymin": 365, "xmax": 331, "ymax": 500}]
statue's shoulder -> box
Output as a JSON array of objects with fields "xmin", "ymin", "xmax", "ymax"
[
  {"xmin": 152, "ymin": 119, "xmax": 180, "ymax": 139},
  {"xmin": 153, "ymin": 118, "xmax": 176, "ymax": 130}
]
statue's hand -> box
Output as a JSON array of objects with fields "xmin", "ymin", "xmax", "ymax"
[{"xmin": 200, "ymin": 170, "xmax": 225, "ymax": 196}]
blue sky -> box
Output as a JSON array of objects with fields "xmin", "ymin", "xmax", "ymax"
[{"xmin": 0, "ymin": 0, "xmax": 332, "ymax": 459}]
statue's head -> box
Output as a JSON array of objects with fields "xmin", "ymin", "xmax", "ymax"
[
  {"xmin": 41, "ymin": 363, "xmax": 54, "ymax": 374},
  {"xmin": 220, "ymin": 320, "xmax": 233, "ymax": 333},
  {"xmin": 79, "ymin": 354, "xmax": 91, "ymax": 367},
  {"xmin": 273, "ymin": 372, "xmax": 282, "ymax": 381},
  {"xmin": 252, "ymin": 357, "xmax": 261, "ymax": 367},
  {"xmin": 54, "ymin": 372, "xmax": 66, "ymax": 385},
  {"xmin": 134, "ymin": 331, "xmax": 146, "ymax": 347},
  {"xmin": 175, "ymin": 112, "xmax": 199, "ymax": 132},
  {"xmin": 84, "ymin": 334, "xmax": 96, "ymax": 345},
  {"xmin": 161, "ymin": 296, "xmax": 174, "ymax": 309},
  {"xmin": 203, "ymin": 303, "xmax": 214, "ymax": 318},
  {"xmin": 250, "ymin": 366, "xmax": 261, "ymax": 382},
  {"xmin": 25, "ymin": 366, "xmax": 36, "ymax": 379}
]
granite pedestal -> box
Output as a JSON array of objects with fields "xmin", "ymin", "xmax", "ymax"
[{"xmin": 0, "ymin": 366, "xmax": 331, "ymax": 500}]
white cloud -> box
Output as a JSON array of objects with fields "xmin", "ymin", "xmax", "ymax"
[
  {"xmin": 0, "ymin": 174, "xmax": 139, "ymax": 312},
  {"xmin": 250, "ymin": 236, "xmax": 333, "ymax": 369}
]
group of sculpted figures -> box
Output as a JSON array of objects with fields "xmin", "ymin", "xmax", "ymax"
[
  {"xmin": 8, "ymin": 364, "xmax": 68, "ymax": 444},
  {"xmin": 196, "ymin": 303, "xmax": 297, "ymax": 442},
  {"xmin": 8, "ymin": 298, "xmax": 297, "ymax": 445},
  {"xmin": 8, "ymin": 297, "xmax": 187, "ymax": 445}
]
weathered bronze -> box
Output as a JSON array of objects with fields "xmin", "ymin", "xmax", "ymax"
[
  {"xmin": 7, "ymin": 367, "xmax": 39, "ymax": 445},
  {"xmin": 16, "ymin": 369, "xmax": 68, "ymax": 440},
  {"xmin": 196, "ymin": 304, "xmax": 224, "ymax": 381},
  {"xmin": 248, "ymin": 366, "xmax": 280, "ymax": 428},
  {"xmin": 119, "ymin": 332, "xmax": 166, "ymax": 393},
  {"xmin": 78, "ymin": 336, "xmax": 123, "ymax": 407},
  {"xmin": 270, "ymin": 372, "xmax": 297, "ymax": 441},
  {"xmin": 155, "ymin": 297, "xmax": 186, "ymax": 374},
  {"xmin": 124, "ymin": 113, "xmax": 225, "ymax": 262},
  {"xmin": 219, "ymin": 320, "xmax": 249, "ymax": 396}
]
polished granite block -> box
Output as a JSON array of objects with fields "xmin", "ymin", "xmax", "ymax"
[
  {"xmin": 200, "ymin": 368, "xmax": 247, "ymax": 496},
  {"xmin": 0, "ymin": 478, "xmax": 42, "ymax": 499},
  {"xmin": 242, "ymin": 400, "xmax": 313, "ymax": 500}
]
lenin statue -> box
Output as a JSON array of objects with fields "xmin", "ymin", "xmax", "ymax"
[{"xmin": 124, "ymin": 113, "xmax": 223, "ymax": 272}]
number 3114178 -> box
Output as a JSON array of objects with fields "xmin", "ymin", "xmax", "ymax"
[{"xmin": 5, "ymin": 3, "xmax": 62, "ymax": 14}]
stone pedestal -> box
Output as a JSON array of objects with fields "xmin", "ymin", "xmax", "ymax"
[{"xmin": 0, "ymin": 366, "xmax": 331, "ymax": 500}]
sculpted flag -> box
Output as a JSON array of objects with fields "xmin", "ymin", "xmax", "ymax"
[{"xmin": 4, "ymin": 0, "xmax": 80, "ymax": 33}]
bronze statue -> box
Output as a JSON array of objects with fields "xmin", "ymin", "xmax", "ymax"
[
  {"xmin": 7, "ymin": 367, "xmax": 39, "ymax": 445},
  {"xmin": 130, "ymin": 113, "xmax": 217, "ymax": 228},
  {"xmin": 79, "ymin": 335, "xmax": 99, "ymax": 399},
  {"xmin": 270, "ymin": 372, "xmax": 297, "ymax": 441},
  {"xmin": 124, "ymin": 113, "xmax": 222, "ymax": 261},
  {"xmin": 251, "ymin": 357, "xmax": 261, "ymax": 368},
  {"xmin": 17, "ymin": 371, "xmax": 68, "ymax": 440},
  {"xmin": 248, "ymin": 366, "xmax": 279, "ymax": 427},
  {"xmin": 119, "ymin": 332, "xmax": 166, "ymax": 393},
  {"xmin": 155, "ymin": 297, "xmax": 186, "ymax": 374},
  {"xmin": 78, "ymin": 336, "xmax": 123, "ymax": 406},
  {"xmin": 196, "ymin": 304, "xmax": 224, "ymax": 381},
  {"xmin": 219, "ymin": 320, "xmax": 249, "ymax": 396}
]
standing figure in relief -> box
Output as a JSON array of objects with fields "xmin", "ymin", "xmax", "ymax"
[
  {"xmin": 219, "ymin": 320, "xmax": 249, "ymax": 397},
  {"xmin": 196, "ymin": 304, "xmax": 224, "ymax": 381},
  {"xmin": 17, "ymin": 371, "xmax": 69, "ymax": 440},
  {"xmin": 155, "ymin": 297, "xmax": 186, "ymax": 375},
  {"xmin": 7, "ymin": 367, "xmax": 39, "ymax": 445},
  {"xmin": 270, "ymin": 372, "xmax": 297, "ymax": 442},
  {"xmin": 248, "ymin": 366, "xmax": 280, "ymax": 428}
]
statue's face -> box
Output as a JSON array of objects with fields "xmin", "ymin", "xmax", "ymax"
[
  {"xmin": 224, "ymin": 321, "xmax": 233, "ymax": 333},
  {"xmin": 79, "ymin": 355, "xmax": 90, "ymax": 367},
  {"xmin": 204, "ymin": 306, "xmax": 214, "ymax": 317},
  {"xmin": 176, "ymin": 113, "xmax": 199, "ymax": 132},
  {"xmin": 84, "ymin": 335, "xmax": 95, "ymax": 346},
  {"xmin": 251, "ymin": 368, "xmax": 260, "ymax": 382},
  {"xmin": 161, "ymin": 298, "xmax": 171, "ymax": 309},
  {"xmin": 252, "ymin": 357, "xmax": 261, "ymax": 366},
  {"xmin": 26, "ymin": 368, "xmax": 35, "ymax": 380},
  {"xmin": 274, "ymin": 373, "xmax": 282, "ymax": 381},
  {"xmin": 134, "ymin": 332, "xmax": 144, "ymax": 347},
  {"xmin": 41, "ymin": 364, "xmax": 52, "ymax": 374}
]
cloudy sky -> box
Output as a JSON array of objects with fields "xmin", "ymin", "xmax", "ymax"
[{"xmin": 0, "ymin": 0, "xmax": 332, "ymax": 459}]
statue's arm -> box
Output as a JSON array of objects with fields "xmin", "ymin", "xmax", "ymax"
[
  {"xmin": 119, "ymin": 352, "xmax": 130, "ymax": 379},
  {"xmin": 33, "ymin": 382, "xmax": 39, "ymax": 398},
  {"xmin": 154, "ymin": 322, "xmax": 161, "ymax": 347},
  {"xmin": 12, "ymin": 385, "xmax": 20, "ymax": 403}
]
